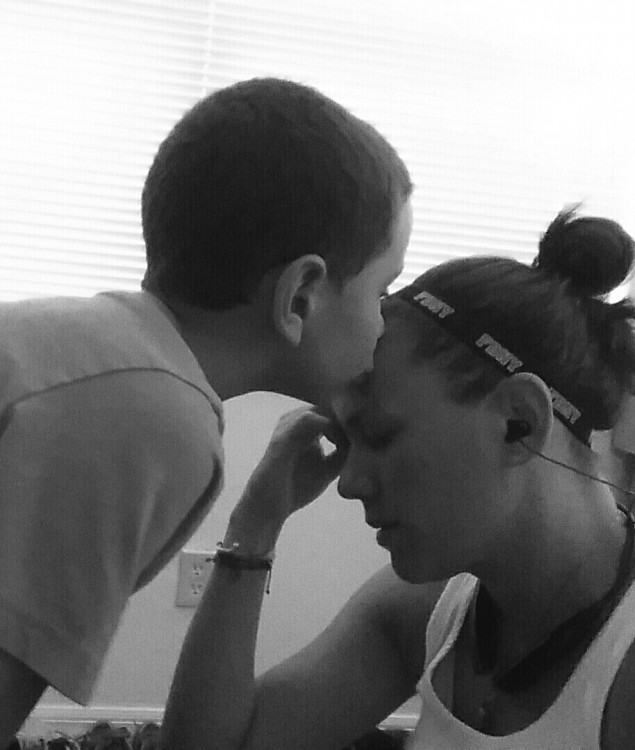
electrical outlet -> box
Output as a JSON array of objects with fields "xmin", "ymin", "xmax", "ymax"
[{"xmin": 175, "ymin": 550, "xmax": 215, "ymax": 607}]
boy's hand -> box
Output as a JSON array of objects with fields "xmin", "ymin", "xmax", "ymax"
[{"xmin": 227, "ymin": 407, "xmax": 348, "ymax": 550}]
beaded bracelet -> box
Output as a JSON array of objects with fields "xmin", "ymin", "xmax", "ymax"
[{"xmin": 211, "ymin": 542, "xmax": 275, "ymax": 594}]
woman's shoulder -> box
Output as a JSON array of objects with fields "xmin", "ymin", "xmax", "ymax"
[
  {"xmin": 353, "ymin": 566, "xmax": 453, "ymax": 684},
  {"xmin": 355, "ymin": 565, "xmax": 449, "ymax": 620}
]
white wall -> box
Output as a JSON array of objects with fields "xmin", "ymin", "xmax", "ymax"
[{"xmin": 30, "ymin": 392, "xmax": 419, "ymax": 728}]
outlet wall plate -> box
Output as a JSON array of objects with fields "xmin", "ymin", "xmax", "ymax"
[{"xmin": 175, "ymin": 550, "xmax": 215, "ymax": 607}]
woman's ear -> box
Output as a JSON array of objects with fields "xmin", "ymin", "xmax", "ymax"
[
  {"xmin": 489, "ymin": 372, "xmax": 554, "ymax": 465},
  {"xmin": 271, "ymin": 255, "xmax": 328, "ymax": 346}
]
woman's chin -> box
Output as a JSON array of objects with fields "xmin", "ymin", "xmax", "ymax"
[{"xmin": 390, "ymin": 554, "xmax": 450, "ymax": 585}]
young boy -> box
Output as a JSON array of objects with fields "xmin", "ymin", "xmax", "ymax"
[{"xmin": 0, "ymin": 77, "xmax": 412, "ymax": 743}]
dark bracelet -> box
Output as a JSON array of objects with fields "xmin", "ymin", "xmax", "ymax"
[{"xmin": 211, "ymin": 542, "xmax": 275, "ymax": 594}]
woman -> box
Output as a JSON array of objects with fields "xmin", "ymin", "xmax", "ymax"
[{"xmin": 161, "ymin": 207, "xmax": 635, "ymax": 749}]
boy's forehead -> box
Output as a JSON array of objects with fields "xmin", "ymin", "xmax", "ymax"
[{"xmin": 356, "ymin": 198, "xmax": 410, "ymax": 282}]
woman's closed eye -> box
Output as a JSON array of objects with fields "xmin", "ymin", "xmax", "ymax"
[
  {"xmin": 359, "ymin": 430, "xmax": 396, "ymax": 451},
  {"xmin": 340, "ymin": 409, "xmax": 400, "ymax": 452}
]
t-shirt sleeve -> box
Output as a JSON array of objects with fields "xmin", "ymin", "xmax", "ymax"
[{"xmin": 0, "ymin": 372, "xmax": 222, "ymax": 704}]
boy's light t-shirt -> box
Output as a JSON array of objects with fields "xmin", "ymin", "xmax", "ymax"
[{"xmin": 0, "ymin": 291, "xmax": 224, "ymax": 704}]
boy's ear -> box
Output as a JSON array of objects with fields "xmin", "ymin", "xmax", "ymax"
[
  {"xmin": 272, "ymin": 255, "xmax": 328, "ymax": 346},
  {"xmin": 488, "ymin": 372, "xmax": 554, "ymax": 465}
]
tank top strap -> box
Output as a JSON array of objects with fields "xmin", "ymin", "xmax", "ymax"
[{"xmin": 422, "ymin": 573, "xmax": 479, "ymax": 674}]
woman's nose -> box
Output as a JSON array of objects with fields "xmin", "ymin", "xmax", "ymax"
[{"xmin": 337, "ymin": 465, "xmax": 375, "ymax": 502}]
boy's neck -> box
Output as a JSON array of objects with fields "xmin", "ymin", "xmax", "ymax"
[{"xmin": 155, "ymin": 294, "xmax": 314, "ymax": 402}]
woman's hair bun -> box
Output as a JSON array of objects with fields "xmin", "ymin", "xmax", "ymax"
[{"xmin": 535, "ymin": 204, "xmax": 635, "ymax": 297}]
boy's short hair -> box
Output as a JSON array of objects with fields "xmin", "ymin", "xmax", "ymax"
[{"xmin": 141, "ymin": 77, "xmax": 413, "ymax": 309}]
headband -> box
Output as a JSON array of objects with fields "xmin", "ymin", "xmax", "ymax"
[{"xmin": 395, "ymin": 285, "xmax": 592, "ymax": 446}]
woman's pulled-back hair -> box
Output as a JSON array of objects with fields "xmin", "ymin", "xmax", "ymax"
[
  {"xmin": 386, "ymin": 206, "xmax": 635, "ymax": 437},
  {"xmin": 141, "ymin": 77, "xmax": 413, "ymax": 310}
]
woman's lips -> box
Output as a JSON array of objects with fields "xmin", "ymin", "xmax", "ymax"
[{"xmin": 375, "ymin": 524, "xmax": 398, "ymax": 547}]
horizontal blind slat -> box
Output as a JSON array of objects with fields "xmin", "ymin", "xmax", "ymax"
[{"xmin": 1, "ymin": 0, "xmax": 633, "ymax": 301}]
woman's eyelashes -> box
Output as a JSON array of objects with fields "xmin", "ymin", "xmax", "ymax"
[
  {"xmin": 366, "ymin": 436, "xmax": 392, "ymax": 451},
  {"xmin": 341, "ymin": 410, "xmax": 399, "ymax": 451}
]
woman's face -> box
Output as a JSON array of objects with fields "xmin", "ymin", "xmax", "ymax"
[{"xmin": 334, "ymin": 313, "xmax": 508, "ymax": 583}]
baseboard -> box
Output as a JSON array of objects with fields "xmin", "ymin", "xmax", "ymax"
[
  {"xmin": 22, "ymin": 705, "xmax": 417, "ymax": 738},
  {"xmin": 22, "ymin": 706, "xmax": 164, "ymax": 738}
]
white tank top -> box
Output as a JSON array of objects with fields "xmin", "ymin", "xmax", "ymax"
[{"xmin": 405, "ymin": 573, "xmax": 635, "ymax": 749}]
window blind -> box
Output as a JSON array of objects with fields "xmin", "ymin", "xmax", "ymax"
[
  {"xmin": 1, "ymin": 0, "xmax": 634, "ymax": 301},
  {"xmin": 0, "ymin": 0, "xmax": 211, "ymax": 300}
]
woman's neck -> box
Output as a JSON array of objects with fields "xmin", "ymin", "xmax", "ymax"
[{"xmin": 472, "ymin": 486, "xmax": 628, "ymax": 672}]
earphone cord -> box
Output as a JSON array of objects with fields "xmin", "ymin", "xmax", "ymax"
[{"xmin": 519, "ymin": 439, "xmax": 635, "ymax": 513}]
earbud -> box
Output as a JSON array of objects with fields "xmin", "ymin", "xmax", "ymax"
[
  {"xmin": 503, "ymin": 419, "xmax": 635, "ymax": 507},
  {"xmin": 505, "ymin": 419, "xmax": 531, "ymax": 443}
]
